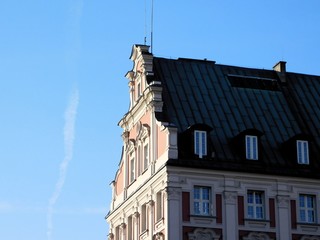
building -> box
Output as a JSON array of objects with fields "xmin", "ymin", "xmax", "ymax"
[{"xmin": 106, "ymin": 44, "xmax": 320, "ymax": 240}]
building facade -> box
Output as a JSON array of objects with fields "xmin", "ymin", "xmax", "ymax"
[{"xmin": 106, "ymin": 44, "xmax": 320, "ymax": 240}]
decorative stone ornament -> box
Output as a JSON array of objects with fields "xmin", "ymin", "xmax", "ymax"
[
  {"xmin": 188, "ymin": 228, "xmax": 220, "ymax": 240},
  {"xmin": 243, "ymin": 232, "xmax": 273, "ymax": 240}
]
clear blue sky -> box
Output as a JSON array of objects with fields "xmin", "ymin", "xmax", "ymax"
[{"xmin": 0, "ymin": 1, "xmax": 319, "ymax": 239}]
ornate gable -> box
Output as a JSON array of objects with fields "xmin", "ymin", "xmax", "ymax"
[{"xmin": 125, "ymin": 44, "xmax": 154, "ymax": 110}]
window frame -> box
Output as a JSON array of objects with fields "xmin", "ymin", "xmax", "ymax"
[
  {"xmin": 127, "ymin": 215, "xmax": 133, "ymax": 240},
  {"xmin": 137, "ymin": 81, "xmax": 141, "ymax": 98},
  {"xmin": 156, "ymin": 191, "xmax": 163, "ymax": 221},
  {"xmin": 299, "ymin": 194, "xmax": 316, "ymax": 223},
  {"xmin": 141, "ymin": 204, "xmax": 148, "ymax": 232},
  {"xmin": 194, "ymin": 130, "xmax": 207, "ymax": 158},
  {"xmin": 129, "ymin": 151, "xmax": 135, "ymax": 183},
  {"xmin": 143, "ymin": 141, "xmax": 149, "ymax": 171},
  {"xmin": 297, "ymin": 140, "xmax": 309, "ymax": 165},
  {"xmin": 193, "ymin": 186, "xmax": 211, "ymax": 216},
  {"xmin": 247, "ymin": 190, "xmax": 265, "ymax": 220},
  {"xmin": 245, "ymin": 135, "xmax": 258, "ymax": 160}
]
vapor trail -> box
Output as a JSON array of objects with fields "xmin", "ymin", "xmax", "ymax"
[{"xmin": 47, "ymin": 89, "xmax": 79, "ymax": 240}]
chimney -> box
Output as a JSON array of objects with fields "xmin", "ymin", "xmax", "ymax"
[
  {"xmin": 273, "ymin": 61, "xmax": 286, "ymax": 73},
  {"xmin": 273, "ymin": 61, "xmax": 287, "ymax": 83}
]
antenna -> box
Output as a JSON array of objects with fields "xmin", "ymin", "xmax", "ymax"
[
  {"xmin": 143, "ymin": 0, "xmax": 154, "ymax": 53},
  {"xmin": 150, "ymin": 0, "xmax": 154, "ymax": 53},
  {"xmin": 144, "ymin": 0, "xmax": 147, "ymax": 45}
]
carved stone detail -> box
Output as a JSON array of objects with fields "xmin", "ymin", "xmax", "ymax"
[
  {"xmin": 224, "ymin": 191, "xmax": 237, "ymax": 205},
  {"xmin": 276, "ymin": 195, "xmax": 290, "ymax": 208},
  {"xmin": 153, "ymin": 232, "xmax": 165, "ymax": 240},
  {"xmin": 188, "ymin": 228, "xmax": 220, "ymax": 240},
  {"xmin": 301, "ymin": 236, "xmax": 320, "ymax": 240},
  {"xmin": 165, "ymin": 187, "xmax": 181, "ymax": 201},
  {"xmin": 108, "ymin": 233, "xmax": 114, "ymax": 240},
  {"xmin": 243, "ymin": 232, "xmax": 273, "ymax": 240}
]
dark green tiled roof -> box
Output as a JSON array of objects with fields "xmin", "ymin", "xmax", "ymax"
[{"xmin": 153, "ymin": 57, "xmax": 320, "ymax": 178}]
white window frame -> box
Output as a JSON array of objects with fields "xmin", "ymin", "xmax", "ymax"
[
  {"xmin": 299, "ymin": 194, "xmax": 316, "ymax": 223},
  {"xmin": 156, "ymin": 191, "xmax": 163, "ymax": 221},
  {"xmin": 297, "ymin": 140, "xmax": 309, "ymax": 164},
  {"xmin": 194, "ymin": 130, "xmax": 207, "ymax": 158},
  {"xmin": 143, "ymin": 142, "xmax": 149, "ymax": 171},
  {"xmin": 193, "ymin": 186, "xmax": 211, "ymax": 216},
  {"xmin": 129, "ymin": 151, "xmax": 135, "ymax": 183},
  {"xmin": 246, "ymin": 135, "xmax": 258, "ymax": 160},
  {"xmin": 127, "ymin": 215, "xmax": 133, "ymax": 240},
  {"xmin": 137, "ymin": 81, "xmax": 141, "ymax": 98},
  {"xmin": 141, "ymin": 204, "xmax": 148, "ymax": 232},
  {"xmin": 247, "ymin": 190, "xmax": 265, "ymax": 219}
]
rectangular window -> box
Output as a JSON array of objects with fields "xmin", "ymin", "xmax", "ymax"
[
  {"xmin": 246, "ymin": 135, "xmax": 258, "ymax": 160},
  {"xmin": 127, "ymin": 216, "xmax": 133, "ymax": 240},
  {"xmin": 247, "ymin": 190, "xmax": 264, "ymax": 219},
  {"xmin": 141, "ymin": 204, "xmax": 147, "ymax": 232},
  {"xmin": 195, "ymin": 130, "xmax": 207, "ymax": 158},
  {"xmin": 193, "ymin": 186, "xmax": 211, "ymax": 216},
  {"xmin": 115, "ymin": 226, "xmax": 120, "ymax": 240},
  {"xmin": 130, "ymin": 151, "xmax": 135, "ymax": 183},
  {"xmin": 156, "ymin": 191, "xmax": 163, "ymax": 221},
  {"xmin": 297, "ymin": 140, "xmax": 309, "ymax": 164},
  {"xmin": 299, "ymin": 194, "xmax": 316, "ymax": 223},
  {"xmin": 137, "ymin": 82, "xmax": 141, "ymax": 98},
  {"xmin": 143, "ymin": 143, "xmax": 149, "ymax": 171}
]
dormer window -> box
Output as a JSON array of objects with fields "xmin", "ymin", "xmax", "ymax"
[
  {"xmin": 194, "ymin": 130, "xmax": 207, "ymax": 158},
  {"xmin": 297, "ymin": 140, "xmax": 309, "ymax": 164},
  {"xmin": 232, "ymin": 129, "xmax": 263, "ymax": 161},
  {"xmin": 246, "ymin": 135, "xmax": 258, "ymax": 160}
]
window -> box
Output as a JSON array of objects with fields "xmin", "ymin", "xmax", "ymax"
[
  {"xmin": 130, "ymin": 151, "xmax": 135, "ymax": 183},
  {"xmin": 141, "ymin": 204, "xmax": 148, "ymax": 232},
  {"xmin": 299, "ymin": 194, "xmax": 316, "ymax": 223},
  {"xmin": 246, "ymin": 135, "xmax": 258, "ymax": 160},
  {"xmin": 193, "ymin": 186, "xmax": 210, "ymax": 215},
  {"xmin": 156, "ymin": 191, "xmax": 163, "ymax": 221},
  {"xmin": 137, "ymin": 82, "xmax": 141, "ymax": 98},
  {"xmin": 127, "ymin": 216, "xmax": 133, "ymax": 240},
  {"xmin": 194, "ymin": 130, "xmax": 207, "ymax": 158},
  {"xmin": 247, "ymin": 190, "xmax": 264, "ymax": 219},
  {"xmin": 115, "ymin": 226, "xmax": 120, "ymax": 240},
  {"xmin": 143, "ymin": 143, "xmax": 149, "ymax": 171},
  {"xmin": 297, "ymin": 140, "xmax": 309, "ymax": 164},
  {"xmin": 137, "ymin": 145, "xmax": 141, "ymax": 175}
]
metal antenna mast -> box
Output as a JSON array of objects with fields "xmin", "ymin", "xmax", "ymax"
[
  {"xmin": 144, "ymin": 0, "xmax": 147, "ymax": 45},
  {"xmin": 143, "ymin": 0, "xmax": 154, "ymax": 52},
  {"xmin": 150, "ymin": 0, "xmax": 154, "ymax": 53}
]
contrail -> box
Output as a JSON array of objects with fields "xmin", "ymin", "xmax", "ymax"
[{"xmin": 47, "ymin": 89, "xmax": 79, "ymax": 240}]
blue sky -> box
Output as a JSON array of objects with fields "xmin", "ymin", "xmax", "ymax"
[{"xmin": 0, "ymin": 1, "xmax": 319, "ymax": 239}]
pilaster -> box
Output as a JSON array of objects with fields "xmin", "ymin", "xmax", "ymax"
[{"xmin": 223, "ymin": 191, "xmax": 238, "ymax": 240}]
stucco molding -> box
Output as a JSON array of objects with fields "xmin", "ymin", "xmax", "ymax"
[
  {"xmin": 243, "ymin": 232, "xmax": 273, "ymax": 240},
  {"xmin": 300, "ymin": 236, "xmax": 320, "ymax": 240},
  {"xmin": 188, "ymin": 228, "xmax": 220, "ymax": 240},
  {"xmin": 107, "ymin": 233, "xmax": 114, "ymax": 240},
  {"xmin": 224, "ymin": 191, "xmax": 237, "ymax": 205},
  {"xmin": 276, "ymin": 195, "xmax": 290, "ymax": 208},
  {"xmin": 165, "ymin": 187, "xmax": 181, "ymax": 201},
  {"xmin": 153, "ymin": 232, "xmax": 165, "ymax": 240}
]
